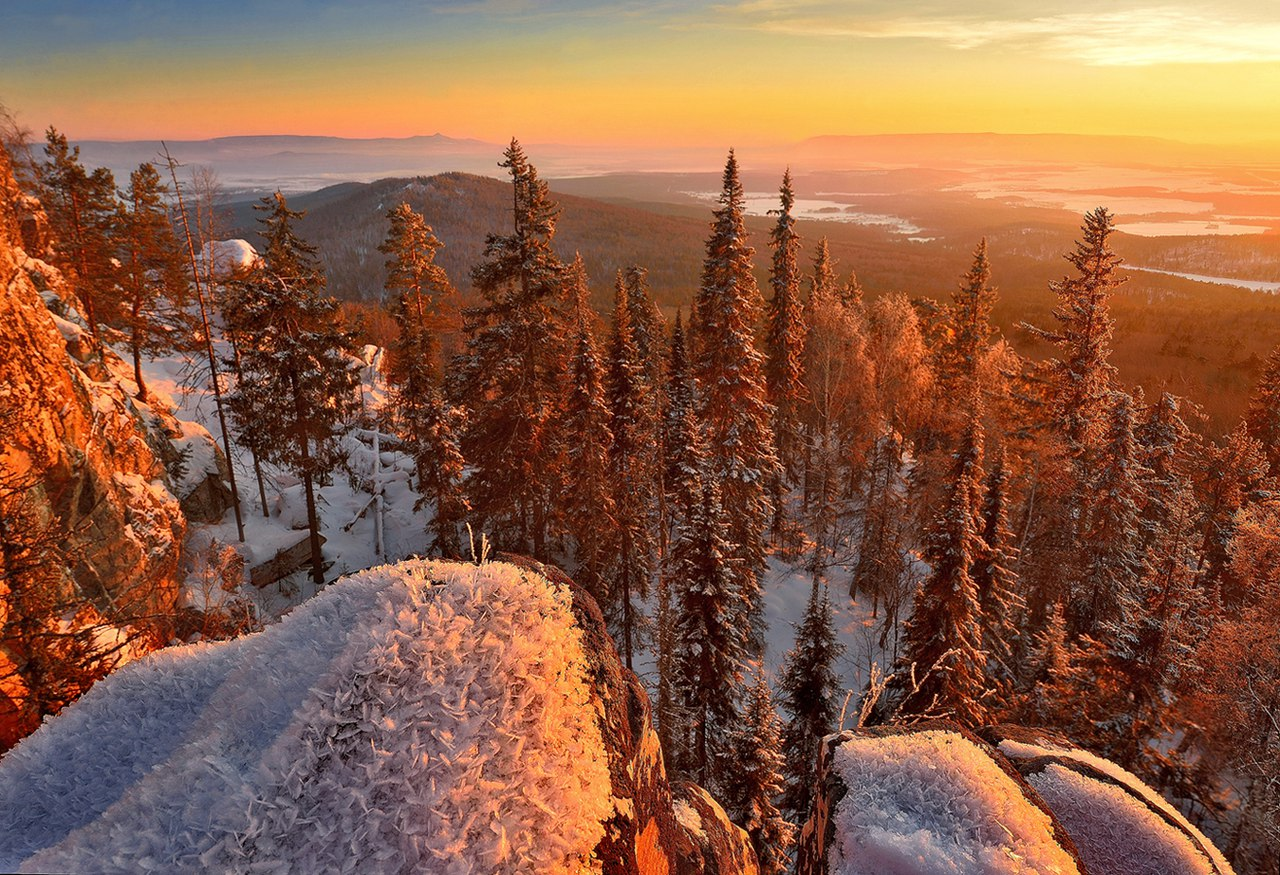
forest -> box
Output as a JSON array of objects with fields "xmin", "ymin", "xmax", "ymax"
[{"xmin": 3, "ymin": 123, "xmax": 1280, "ymax": 874}]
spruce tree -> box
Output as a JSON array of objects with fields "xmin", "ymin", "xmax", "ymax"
[
  {"xmin": 1070, "ymin": 391, "xmax": 1145, "ymax": 644},
  {"xmin": 671, "ymin": 475, "xmax": 744, "ymax": 787},
  {"xmin": 765, "ymin": 169, "xmax": 807, "ymax": 484},
  {"xmin": 225, "ymin": 192, "xmax": 359, "ymax": 588},
  {"xmin": 607, "ymin": 271, "xmax": 658, "ymax": 668},
  {"xmin": 1191, "ymin": 423, "xmax": 1268, "ymax": 607},
  {"xmin": 378, "ymin": 202, "xmax": 467, "ymax": 557},
  {"xmin": 942, "ymin": 238, "xmax": 997, "ymax": 394},
  {"xmin": 1023, "ymin": 207, "xmax": 1124, "ymax": 455},
  {"xmin": 664, "ymin": 312, "xmax": 702, "ymax": 527},
  {"xmin": 973, "ymin": 445, "xmax": 1021, "ymax": 705},
  {"xmin": 778, "ymin": 579, "xmax": 845, "ymax": 822},
  {"xmin": 115, "ymin": 162, "xmax": 188, "ymax": 400},
  {"xmin": 727, "ymin": 673, "xmax": 796, "ymax": 875},
  {"xmin": 693, "ymin": 150, "xmax": 781, "ymax": 650},
  {"xmin": 454, "ymin": 140, "xmax": 567, "ymax": 559},
  {"xmin": 37, "ymin": 128, "xmax": 117, "ymax": 338},
  {"xmin": 1245, "ymin": 344, "xmax": 1280, "ymax": 477},
  {"xmin": 560, "ymin": 256, "xmax": 617, "ymax": 608},
  {"xmin": 889, "ymin": 417, "xmax": 989, "ymax": 725}
]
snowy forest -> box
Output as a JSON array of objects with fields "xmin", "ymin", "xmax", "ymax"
[{"xmin": 2, "ymin": 117, "xmax": 1279, "ymax": 875}]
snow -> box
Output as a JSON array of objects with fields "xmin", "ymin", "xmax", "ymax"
[
  {"xmin": 197, "ymin": 240, "xmax": 261, "ymax": 280},
  {"xmin": 827, "ymin": 729, "xmax": 1081, "ymax": 875},
  {"xmin": 1026, "ymin": 765, "xmax": 1220, "ymax": 875},
  {"xmin": 0, "ymin": 558, "xmax": 612, "ymax": 874},
  {"xmin": 170, "ymin": 419, "xmax": 222, "ymax": 499},
  {"xmin": 997, "ymin": 738, "xmax": 1234, "ymax": 874},
  {"xmin": 1124, "ymin": 265, "xmax": 1280, "ymax": 294}
]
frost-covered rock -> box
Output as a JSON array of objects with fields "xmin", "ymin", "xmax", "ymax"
[
  {"xmin": 979, "ymin": 725, "xmax": 1234, "ymax": 875},
  {"xmin": 0, "ymin": 557, "xmax": 757, "ymax": 874},
  {"xmin": 197, "ymin": 239, "xmax": 261, "ymax": 281},
  {"xmin": 796, "ymin": 721, "xmax": 1236, "ymax": 875}
]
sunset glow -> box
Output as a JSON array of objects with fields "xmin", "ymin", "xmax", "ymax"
[{"xmin": 3, "ymin": 1, "xmax": 1280, "ymax": 147}]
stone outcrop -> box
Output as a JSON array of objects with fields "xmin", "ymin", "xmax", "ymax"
[
  {"xmin": 797, "ymin": 720, "xmax": 1234, "ymax": 875},
  {"xmin": 0, "ymin": 147, "xmax": 231, "ymax": 738},
  {"xmin": 500, "ymin": 555, "xmax": 756, "ymax": 875}
]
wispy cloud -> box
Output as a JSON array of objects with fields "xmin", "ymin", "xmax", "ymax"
[{"xmin": 711, "ymin": 3, "xmax": 1280, "ymax": 66}]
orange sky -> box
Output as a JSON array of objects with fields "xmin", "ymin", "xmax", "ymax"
[{"xmin": 3, "ymin": 2, "xmax": 1280, "ymax": 147}]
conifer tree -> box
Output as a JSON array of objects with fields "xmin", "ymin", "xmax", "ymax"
[
  {"xmin": 765, "ymin": 169, "xmax": 807, "ymax": 483},
  {"xmin": 1245, "ymin": 343, "xmax": 1280, "ymax": 477},
  {"xmin": 37, "ymin": 128, "xmax": 117, "ymax": 338},
  {"xmin": 840, "ymin": 270, "xmax": 864, "ymax": 311},
  {"xmin": 693, "ymin": 150, "xmax": 781, "ymax": 649},
  {"xmin": 1070, "ymin": 391, "xmax": 1145, "ymax": 643},
  {"xmin": 941, "ymin": 238, "xmax": 997, "ymax": 394},
  {"xmin": 671, "ymin": 475, "xmax": 744, "ymax": 787},
  {"xmin": 115, "ymin": 162, "xmax": 188, "ymax": 400},
  {"xmin": 378, "ymin": 202, "xmax": 467, "ymax": 557},
  {"xmin": 727, "ymin": 673, "xmax": 796, "ymax": 875},
  {"xmin": 1191, "ymin": 423, "xmax": 1268, "ymax": 607},
  {"xmin": 606, "ymin": 270, "xmax": 658, "ymax": 667},
  {"xmin": 1024, "ymin": 207, "xmax": 1125, "ymax": 455},
  {"xmin": 225, "ymin": 192, "xmax": 359, "ymax": 587},
  {"xmin": 454, "ymin": 140, "xmax": 567, "ymax": 559},
  {"xmin": 778, "ymin": 579, "xmax": 845, "ymax": 821},
  {"xmin": 664, "ymin": 313, "xmax": 702, "ymax": 527},
  {"xmin": 973, "ymin": 445, "xmax": 1021, "ymax": 703},
  {"xmin": 889, "ymin": 417, "xmax": 989, "ymax": 725},
  {"xmin": 560, "ymin": 256, "xmax": 617, "ymax": 608}
]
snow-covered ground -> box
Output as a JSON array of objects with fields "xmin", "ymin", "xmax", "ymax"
[{"xmin": 0, "ymin": 559, "xmax": 612, "ymax": 874}]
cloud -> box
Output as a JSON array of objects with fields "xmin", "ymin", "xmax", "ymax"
[{"xmin": 713, "ymin": 3, "xmax": 1280, "ymax": 66}]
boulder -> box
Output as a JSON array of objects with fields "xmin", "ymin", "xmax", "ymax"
[{"xmin": 0, "ymin": 557, "xmax": 758, "ymax": 874}]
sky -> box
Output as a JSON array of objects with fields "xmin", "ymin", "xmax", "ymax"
[{"xmin": 3, "ymin": 0, "xmax": 1280, "ymax": 147}]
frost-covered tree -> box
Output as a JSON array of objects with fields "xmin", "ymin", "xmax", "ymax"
[
  {"xmin": 973, "ymin": 444, "xmax": 1021, "ymax": 704},
  {"xmin": 560, "ymin": 257, "xmax": 617, "ymax": 608},
  {"xmin": 1023, "ymin": 207, "xmax": 1124, "ymax": 456},
  {"xmin": 37, "ymin": 128, "xmax": 117, "ymax": 338},
  {"xmin": 115, "ymin": 162, "xmax": 188, "ymax": 400},
  {"xmin": 1245, "ymin": 343, "xmax": 1280, "ymax": 478},
  {"xmin": 226, "ymin": 192, "xmax": 360, "ymax": 587},
  {"xmin": 727, "ymin": 673, "xmax": 795, "ymax": 875},
  {"xmin": 778, "ymin": 579, "xmax": 844, "ymax": 822},
  {"xmin": 379, "ymin": 203, "xmax": 467, "ymax": 557},
  {"xmin": 453, "ymin": 140, "xmax": 568, "ymax": 560},
  {"xmin": 940, "ymin": 238, "xmax": 997, "ymax": 394},
  {"xmin": 693, "ymin": 150, "xmax": 780, "ymax": 650},
  {"xmin": 1191, "ymin": 423, "xmax": 1268, "ymax": 607},
  {"xmin": 606, "ymin": 271, "xmax": 657, "ymax": 668},
  {"xmin": 671, "ymin": 475, "xmax": 744, "ymax": 786},
  {"xmin": 765, "ymin": 169, "xmax": 807, "ymax": 485},
  {"xmin": 889, "ymin": 417, "xmax": 989, "ymax": 725},
  {"xmin": 664, "ymin": 313, "xmax": 702, "ymax": 527}
]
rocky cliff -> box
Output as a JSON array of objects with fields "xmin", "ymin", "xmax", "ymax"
[
  {"xmin": 0, "ymin": 147, "xmax": 230, "ymax": 744},
  {"xmin": 0, "ymin": 557, "xmax": 758, "ymax": 874}
]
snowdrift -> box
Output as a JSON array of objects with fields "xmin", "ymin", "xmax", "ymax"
[
  {"xmin": 0, "ymin": 560, "xmax": 613, "ymax": 873},
  {"xmin": 0, "ymin": 557, "xmax": 755, "ymax": 875}
]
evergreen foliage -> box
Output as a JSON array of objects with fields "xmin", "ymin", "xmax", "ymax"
[
  {"xmin": 777, "ymin": 579, "xmax": 844, "ymax": 822},
  {"xmin": 765, "ymin": 169, "xmax": 807, "ymax": 484},
  {"xmin": 453, "ymin": 140, "xmax": 568, "ymax": 560},
  {"xmin": 727, "ymin": 673, "xmax": 795, "ymax": 875},
  {"xmin": 225, "ymin": 191, "xmax": 360, "ymax": 587},
  {"xmin": 1245, "ymin": 343, "xmax": 1280, "ymax": 477}
]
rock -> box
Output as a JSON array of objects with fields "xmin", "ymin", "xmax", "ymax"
[
  {"xmin": 797, "ymin": 720, "xmax": 1235, "ymax": 875},
  {"xmin": 499, "ymin": 554, "xmax": 757, "ymax": 875},
  {"xmin": 0, "ymin": 557, "xmax": 759, "ymax": 874}
]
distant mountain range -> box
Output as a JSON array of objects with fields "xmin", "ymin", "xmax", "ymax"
[{"xmin": 72, "ymin": 131, "xmax": 1279, "ymax": 198}]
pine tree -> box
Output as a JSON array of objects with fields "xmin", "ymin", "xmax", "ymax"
[
  {"xmin": 1245, "ymin": 344, "xmax": 1280, "ymax": 477},
  {"xmin": 727, "ymin": 673, "xmax": 796, "ymax": 875},
  {"xmin": 115, "ymin": 162, "xmax": 189, "ymax": 400},
  {"xmin": 1191, "ymin": 423, "xmax": 1268, "ymax": 607},
  {"xmin": 693, "ymin": 150, "xmax": 781, "ymax": 650},
  {"xmin": 37, "ymin": 128, "xmax": 117, "ymax": 338},
  {"xmin": 889, "ymin": 417, "xmax": 989, "ymax": 725},
  {"xmin": 765, "ymin": 169, "xmax": 807, "ymax": 484},
  {"xmin": 664, "ymin": 312, "xmax": 702, "ymax": 527},
  {"xmin": 778, "ymin": 579, "xmax": 845, "ymax": 822},
  {"xmin": 225, "ymin": 192, "xmax": 360, "ymax": 588},
  {"xmin": 671, "ymin": 475, "xmax": 744, "ymax": 787},
  {"xmin": 560, "ymin": 256, "xmax": 617, "ymax": 608},
  {"xmin": 378, "ymin": 203, "xmax": 467, "ymax": 557},
  {"xmin": 607, "ymin": 271, "xmax": 658, "ymax": 668},
  {"xmin": 454, "ymin": 140, "xmax": 567, "ymax": 560}
]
